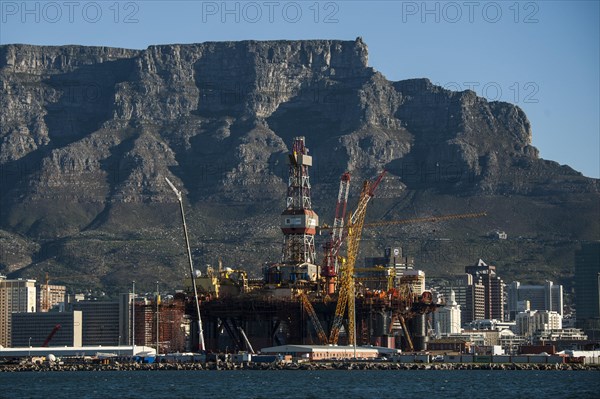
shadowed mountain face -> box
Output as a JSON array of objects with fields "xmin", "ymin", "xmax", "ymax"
[{"xmin": 1, "ymin": 40, "xmax": 598, "ymax": 295}]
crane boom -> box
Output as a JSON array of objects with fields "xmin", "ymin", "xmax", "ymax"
[
  {"xmin": 238, "ymin": 327, "xmax": 255, "ymax": 354},
  {"xmin": 41, "ymin": 273, "xmax": 97, "ymax": 312},
  {"xmin": 329, "ymin": 170, "xmax": 386, "ymax": 345},
  {"xmin": 299, "ymin": 292, "xmax": 328, "ymax": 345},
  {"xmin": 363, "ymin": 212, "xmax": 487, "ymax": 228},
  {"xmin": 43, "ymin": 273, "xmax": 50, "ymax": 312},
  {"xmin": 165, "ymin": 177, "xmax": 205, "ymax": 352},
  {"xmin": 320, "ymin": 212, "xmax": 487, "ymax": 231},
  {"xmin": 42, "ymin": 324, "xmax": 62, "ymax": 347},
  {"xmin": 329, "ymin": 264, "xmax": 350, "ymax": 344},
  {"xmin": 398, "ymin": 315, "xmax": 414, "ymax": 352},
  {"xmin": 322, "ymin": 172, "xmax": 351, "ymax": 295}
]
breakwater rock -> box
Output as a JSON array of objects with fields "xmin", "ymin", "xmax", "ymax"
[{"xmin": 1, "ymin": 361, "xmax": 598, "ymax": 372}]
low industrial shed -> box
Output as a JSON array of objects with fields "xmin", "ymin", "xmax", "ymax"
[{"xmin": 260, "ymin": 345, "xmax": 399, "ymax": 360}]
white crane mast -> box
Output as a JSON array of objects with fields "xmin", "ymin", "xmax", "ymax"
[{"xmin": 165, "ymin": 177, "xmax": 205, "ymax": 352}]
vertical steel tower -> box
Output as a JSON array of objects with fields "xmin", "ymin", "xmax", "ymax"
[{"xmin": 281, "ymin": 137, "xmax": 319, "ymax": 265}]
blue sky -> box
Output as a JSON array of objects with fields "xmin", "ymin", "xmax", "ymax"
[{"xmin": 1, "ymin": 0, "xmax": 598, "ymax": 178}]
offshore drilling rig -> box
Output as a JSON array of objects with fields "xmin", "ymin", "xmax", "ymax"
[{"xmin": 183, "ymin": 136, "xmax": 481, "ymax": 353}]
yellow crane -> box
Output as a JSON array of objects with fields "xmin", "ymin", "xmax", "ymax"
[
  {"xmin": 299, "ymin": 292, "xmax": 328, "ymax": 345},
  {"xmin": 362, "ymin": 212, "xmax": 487, "ymax": 228},
  {"xmin": 322, "ymin": 173, "xmax": 486, "ymax": 345},
  {"xmin": 329, "ymin": 171, "xmax": 386, "ymax": 345},
  {"xmin": 320, "ymin": 212, "xmax": 487, "ymax": 231}
]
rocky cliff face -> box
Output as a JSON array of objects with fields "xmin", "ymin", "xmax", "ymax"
[{"xmin": 1, "ymin": 40, "xmax": 598, "ymax": 293}]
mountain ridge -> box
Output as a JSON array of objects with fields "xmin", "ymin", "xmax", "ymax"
[{"xmin": 0, "ymin": 39, "xmax": 597, "ymax": 294}]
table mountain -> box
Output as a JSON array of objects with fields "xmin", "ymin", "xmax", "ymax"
[{"xmin": 1, "ymin": 39, "xmax": 598, "ymax": 295}]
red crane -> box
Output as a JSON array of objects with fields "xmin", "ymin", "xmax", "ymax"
[
  {"xmin": 42, "ymin": 324, "xmax": 62, "ymax": 347},
  {"xmin": 321, "ymin": 172, "xmax": 351, "ymax": 295}
]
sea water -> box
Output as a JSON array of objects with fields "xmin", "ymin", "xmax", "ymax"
[{"xmin": 1, "ymin": 369, "xmax": 598, "ymax": 399}]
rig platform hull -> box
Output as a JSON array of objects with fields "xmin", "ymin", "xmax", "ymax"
[{"xmin": 185, "ymin": 294, "xmax": 439, "ymax": 352}]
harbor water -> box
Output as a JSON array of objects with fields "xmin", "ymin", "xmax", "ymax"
[{"xmin": 1, "ymin": 369, "xmax": 599, "ymax": 398}]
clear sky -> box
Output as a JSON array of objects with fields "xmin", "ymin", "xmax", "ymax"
[{"xmin": 1, "ymin": 0, "xmax": 598, "ymax": 178}]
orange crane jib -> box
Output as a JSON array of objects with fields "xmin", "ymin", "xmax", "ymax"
[{"xmin": 319, "ymin": 212, "xmax": 487, "ymax": 231}]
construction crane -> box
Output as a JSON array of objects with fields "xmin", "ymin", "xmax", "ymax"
[
  {"xmin": 165, "ymin": 177, "xmax": 205, "ymax": 352},
  {"xmin": 42, "ymin": 324, "xmax": 62, "ymax": 347},
  {"xmin": 320, "ymin": 212, "xmax": 487, "ymax": 231},
  {"xmin": 321, "ymin": 172, "xmax": 351, "ymax": 295},
  {"xmin": 329, "ymin": 170, "xmax": 386, "ymax": 345},
  {"xmin": 40, "ymin": 273, "xmax": 96, "ymax": 312},
  {"xmin": 363, "ymin": 212, "xmax": 487, "ymax": 228},
  {"xmin": 299, "ymin": 292, "xmax": 328, "ymax": 345},
  {"xmin": 43, "ymin": 273, "xmax": 50, "ymax": 312}
]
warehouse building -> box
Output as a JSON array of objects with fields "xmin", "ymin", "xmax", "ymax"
[{"xmin": 259, "ymin": 345, "xmax": 399, "ymax": 361}]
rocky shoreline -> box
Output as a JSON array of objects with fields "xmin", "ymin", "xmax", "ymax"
[{"xmin": 1, "ymin": 361, "xmax": 598, "ymax": 372}]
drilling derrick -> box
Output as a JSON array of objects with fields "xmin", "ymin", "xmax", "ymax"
[{"xmin": 281, "ymin": 137, "xmax": 319, "ymax": 266}]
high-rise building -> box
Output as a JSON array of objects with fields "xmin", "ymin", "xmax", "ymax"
[
  {"xmin": 126, "ymin": 297, "xmax": 189, "ymax": 353},
  {"xmin": 11, "ymin": 311, "xmax": 82, "ymax": 347},
  {"xmin": 465, "ymin": 259, "xmax": 504, "ymax": 321},
  {"xmin": 0, "ymin": 276, "xmax": 37, "ymax": 347},
  {"xmin": 575, "ymin": 242, "xmax": 600, "ymax": 340},
  {"xmin": 133, "ymin": 302, "xmax": 155, "ymax": 347},
  {"xmin": 439, "ymin": 274, "xmax": 485, "ymax": 325},
  {"xmin": 71, "ymin": 301, "xmax": 120, "ymax": 346},
  {"xmin": 507, "ymin": 281, "xmax": 563, "ymax": 320},
  {"xmin": 36, "ymin": 284, "xmax": 67, "ymax": 312},
  {"xmin": 434, "ymin": 290, "xmax": 461, "ymax": 334},
  {"xmin": 119, "ymin": 293, "xmax": 133, "ymax": 346}
]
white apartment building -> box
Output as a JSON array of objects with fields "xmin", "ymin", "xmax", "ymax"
[{"xmin": 515, "ymin": 309, "xmax": 562, "ymax": 337}]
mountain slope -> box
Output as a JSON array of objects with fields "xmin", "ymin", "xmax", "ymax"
[{"xmin": 0, "ymin": 39, "xmax": 597, "ymax": 294}]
